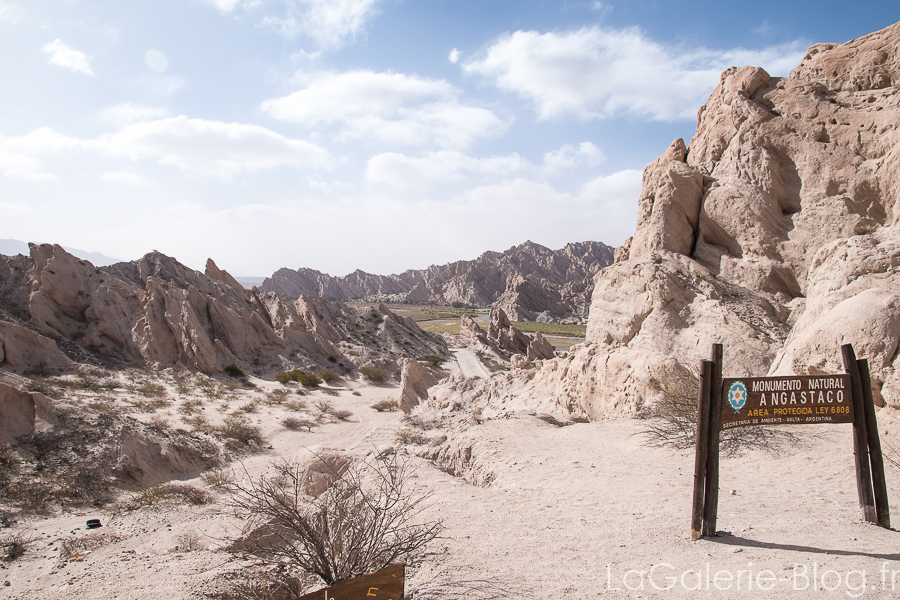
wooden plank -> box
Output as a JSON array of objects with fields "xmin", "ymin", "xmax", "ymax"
[
  {"xmin": 842, "ymin": 344, "xmax": 877, "ymax": 524},
  {"xmin": 857, "ymin": 358, "xmax": 891, "ymax": 529},
  {"xmin": 690, "ymin": 360, "xmax": 713, "ymax": 540},
  {"xmin": 294, "ymin": 564, "xmax": 405, "ymax": 600},
  {"xmin": 702, "ymin": 343, "xmax": 723, "ymax": 537},
  {"xmin": 720, "ymin": 375, "xmax": 853, "ymax": 429}
]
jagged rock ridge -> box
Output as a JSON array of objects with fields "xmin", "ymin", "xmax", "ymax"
[
  {"xmin": 261, "ymin": 240, "xmax": 614, "ymax": 323},
  {"xmin": 0, "ymin": 244, "xmax": 446, "ymax": 376},
  {"xmin": 535, "ymin": 20, "xmax": 900, "ymax": 417}
]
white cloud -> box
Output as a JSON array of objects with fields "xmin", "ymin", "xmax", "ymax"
[
  {"xmin": 464, "ymin": 26, "xmax": 805, "ymax": 121},
  {"xmin": 448, "ymin": 48, "xmax": 460, "ymax": 64},
  {"xmin": 259, "ymin": 0, "xmax": 380, "ymax": 48},
  {"xmin": 366, "ymin": 150, "xmax": 527, "ymax": 190},
  {"xmin": 89, "ymin": 116, "xmax": 333, "ymax": 178},
  {"xmin": 543, "ymin": 142, "xmax": 605, "ymax": 172},
  {"xmin": 0, "ymin": 2, "xmax": 24, "ymax": 23},
  {"xmin": 0, "ymin": 127, "xmax": 81, "ymax": 180},
  {"xmin": 42, "ymin": 39, "xmax": 94, "ymax": 75},
  {"xmin": 262, "ymin": 70, "xmax": 507, "ymax": 148},
  {"xmin": 100, "ymin": 171, "xmax": 154, "ymax": 186},
  {"xmin": 202, "ymin": 0, "xmax": 380, "ymax": 49},
  {"xmin": 198, "ymin": 0, "xmax": 241, "ymax": 10},
  {"xmin": 1, "ymin": 118, "xmax": 331, "ymax": 181},
  {"xmin": 99, "ymin": 103, "xmax": 170, "ymax": 128}
]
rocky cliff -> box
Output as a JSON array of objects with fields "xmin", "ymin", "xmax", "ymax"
[
  {"xmin": 261, "ymin": 240, "xmax": 614, "ymax": 323},
  {"xmin": 537, "ymin": 21, "xmax": 900, "ymax": 417},
  {"xmin": 0, "ymin": 244, "xmax": 446, "ymax": 376}
]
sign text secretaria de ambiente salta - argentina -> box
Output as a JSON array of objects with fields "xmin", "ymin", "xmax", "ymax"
[{"xmin": 720, "ymin": 375, "xmax": 853, "ymax": 429}]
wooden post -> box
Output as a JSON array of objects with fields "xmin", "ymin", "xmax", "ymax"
[
  {"xmin": 691, "ymin": 360, "xmax": 713, "ymax": 539},
  {"xmin": 857, "ymin": 358, "xmax": 891, "ymax": 529},
  {"xmin": 702, "ymin": 343, "xmax": 724, "ymax": 537},
  {"xmin": 842, "ymin": 344, "xmax": 877, "ymax": 524}
]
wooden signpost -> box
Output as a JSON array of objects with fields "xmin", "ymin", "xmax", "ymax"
[
  {"xmin": 294, "ymin": 564, "xmax": 405, "ymax": 600},
  {"xmin": 690, "ymin": 343, "xmax": 890, "ymax": 539}
]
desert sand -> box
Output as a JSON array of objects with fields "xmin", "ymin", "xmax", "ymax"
[{"xmin": 2, "ymin": 354, "xmax": 898, "ymax": 599}]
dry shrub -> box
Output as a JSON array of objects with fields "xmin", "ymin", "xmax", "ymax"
[
  {"xmin": 228, "ymin": 454, "xmax": 442, "ymax": 586},
  {"xmin": 176, "ymin": 531, "xmax": 206, "ymax": 552},
  {"xmin": 314, "ymin": 399, "xmax": 333, "ymax": 414},
  {"xmin": 639, "ymin": 366, "xmax": 802, "ymax": 455},
  {"xmin": 202, "ymin": 468, "xmax": 235, "ymax": 489},
  {"xmin": 371, "ymin": 399, "xmax": 398, "ymax": 412},
  {"xmin": 214, "ymin": 414, "xmax": 265, "ymax": 450},
  {"xmin": 328, "ymin": 409, "xmax": 353, "ymax": 421},
  {"xmin": 395, "ymin": 428, "xmax": 430, "ymax": 445},
  {"xmin": 884, "ymin": 437, "xmax": 900, "ymax": 471},
  {"xmin": 283, "ymin": 399, "xmax": 307, "ymax": 412},
  {"xmin": 0, "ymin": 530, "xmax": 34, "ymax": 561},
  {"xmin": 205, "ymin": 568, "xmax": 306, "ymax": 600},
  {"xmin": 59, "ymin": 532, "xmax": 123, "ymax": 562},
  {"xmin": 125, "ymin": 482, "xmax": 212, "ymax": 509},
  {"xmin": 359, "ymin": 366, "xmax": 387, "ymax": 383}
]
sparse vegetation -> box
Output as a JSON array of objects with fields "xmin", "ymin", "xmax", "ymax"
[
  {"xmin": 371, "ymin": 399, "xmax": 399, "ymax": 412},
  {"xmin": 854, "ymin": 223, "xmax": 878, "ymax": 235},
  {"xmin": 638, "ymin": 366, "xmax": 802, "ymax": 454},
  {"xmin": 395, "ymin": 428, "xmax": 430, "ymax": 445},
  {"xmin": 224, "ymin": 364, "xmax": 246, "ymax": 378},
  {"xmin": 0, "ymin": 531, "xmax": 34, "ymax": 561},
  {"xmin": 275, "ymin": 370, "xmax": 322, "ymax": 387},
  {"xmin": 317, "ymin": 369, "xmax": 340, "ymax": 383},
  {"xmin": 329, "ymin": 409, "xmax": 353, "ymax": 421},
  {"xmin": 228, "ymin": 454, "xmax": 442, "ymax": 586},
  {"xmin": 124, "ymin": 482, "xmax": 212, "ymax": 509},
  {"xmin": 202, "ymin": 468, "xmax": 235, "ymax": 489},
  {"xmin": 214, "ymin": 414, "xmax": 265, "ymax": 450},
  {"xmin": 314, "ymin": 399, "xmax": 333, "ymax": 414},
  {"xmin": 283, "ymin": 399, "xmax": 307, "ymax": 412},
  {"xmin": 359, "ymin": 366, "xmax": 387, "ymax": 383}
]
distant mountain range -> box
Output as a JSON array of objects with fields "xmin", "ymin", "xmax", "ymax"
[
  {"xmin": 0, "ymin": 239, "xmax": 122, "ymax": 267},
  {"xmin": 261, "ymin": 240, "xmax": 614, "ymax": 322}
]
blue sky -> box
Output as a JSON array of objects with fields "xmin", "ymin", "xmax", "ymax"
[{"xmin": 1, "ymin": 1, "xmax": 896, "ymax": 276}]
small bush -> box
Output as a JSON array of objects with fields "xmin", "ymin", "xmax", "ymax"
[
  {"xmin": 314, "ymin": 399, "xmax": 333, "ymax": 414},
  {"xmin": 0, "ymin": 531, "xmax": 34, "ymax": 561},
  {"xmin": 351, "ymin": 390, "xmax": 361, "ymax": 396},
  {"xmin": 125, "ymin": 483, "xmax": 212, "ymax": 509},
  {"xmin": 424, "ymin": 356, "xmax": 444, "ymax": 368},
  {"xmin": 329, "ymin": 409, "xmax": 353, "ymax": 421},
  {"xmin": 318, "ymin": 370, "xmax": 340, "ymax": 383},
  {"xmin": 237, "ymin": 401, "xmax": 259, "ymax": 414},
  {"xmin": 854, "ymin": 223, "xmax": 877, "ymax": 235},
  {"xmin": 214, "ymin": 414, "xmax": 265, "ymax": 449},
  {"xmin": 296, "ymin": 371, "xmax": 322, "ymax": 388},
  {"xmin": 274, "ymin": 370, "xmax": 322, "ymax": 387},
  {"xmin": 395, "ymin": 428, "xmax": 430, "ymax": 445},
  {"xmin": 136, "ymin": 382, "xmax": 167, "ymax": 398},
  {"xmin": 263, "ymin": 389, "xmax": 290, "ymax": 405},
  {"xmin": 202, "ymin": 468, "xmax": 235, "ymax": 489},
  {"xmin": 371, "ymin": 399, "xmax": 398, "ymax": 412},
  {"xmin": 283, "ymin": 399, "xmax": 307, "ymax": 412},
  {"xmin": 359, "ymin": 366, "xmax": 387, "ymax": 383},
  {"xmin": 274, "ymin": 371, "xmax": 294, "ymax": 385},
  {"xmin": 182, "ymin": 414, "xmax": 212, "ymax": 433},
  {"xmin": 224, "ymin": 364, "xmax": 246, "ymax": 378}
]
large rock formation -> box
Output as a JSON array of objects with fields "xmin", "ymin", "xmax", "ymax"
[
  {"xmin": 0, "ymin": 244, "xmax": 447, "ymax": 376},
  {"xmin": 538, "ymin": 21, "xmax": 900, "ymax": 417},
  {"xmin": 262, "ymin": 240, "xmax": 613, "ymax": 322},
  {"xmin": 398, "ymin": 358, "xmax": 439, "ymax": 414}
]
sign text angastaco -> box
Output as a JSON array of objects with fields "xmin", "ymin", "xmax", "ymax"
[{"xmin": 721, "ymin": 375, "xmax": 853, "ymax": 429}]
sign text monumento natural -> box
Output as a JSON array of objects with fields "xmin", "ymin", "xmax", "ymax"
[{"xmin": 720, "ymin": 375, "xmax": 853, "ymax": 430}]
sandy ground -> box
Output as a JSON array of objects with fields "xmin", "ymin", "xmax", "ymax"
[{"xmin": 2, "ymin": 364, "xmax": 900, "ymax": 599}]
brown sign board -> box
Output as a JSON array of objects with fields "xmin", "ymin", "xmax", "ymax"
[
  {"xmin": 720, "ymin": 375, "xmax": 854, "ymax": 430},
  {"xmin": 294, "ymin": 564, "xmax": 404, "ymax": 600}
]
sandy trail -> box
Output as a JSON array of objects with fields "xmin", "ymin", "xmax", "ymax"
[
  {"xmin": 4, "ymin": 382, "xmax": 900, "ymax": 600},
  {"xmin": 452, "ymin": 348, "xmax": 489, "ymax": 379}
]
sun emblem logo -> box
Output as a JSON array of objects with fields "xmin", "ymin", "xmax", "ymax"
[{"xmin": 727, "ymin": 381, "xmax": 748, "ymax": 413}]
